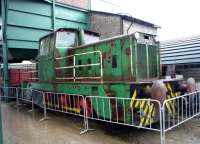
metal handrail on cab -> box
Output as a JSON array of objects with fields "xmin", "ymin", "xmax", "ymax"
[{"xmin": 55, "ymin": 51, "xmax": 103, "ymax": 83}]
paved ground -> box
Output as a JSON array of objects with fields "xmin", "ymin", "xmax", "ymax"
[{"xmin": 1, "ymin": 102, "xmax": 200, "ymax": 144}]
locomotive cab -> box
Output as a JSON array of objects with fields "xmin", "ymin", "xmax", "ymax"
[
  {"xmin": 39, "ymin": 28, "xmax": 100, "ymax": 56},
  {"xmin": 38, "ymin": 28, "xmax": 100, "ymax": 81}
]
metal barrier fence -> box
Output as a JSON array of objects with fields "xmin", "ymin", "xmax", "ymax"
[
  {"xmin": 9, "ymin": 63, "xmax": 38, "ymax": 81},
  {"xmin": 83, "ymin": 96, "xmax": 162, "ymax": 130},
  {"xmin": 162, "ymin": 90, "xmax": 200, "ymax": 144},
  {"xmin": 0, "ymin": 87, "xmax": 87, "ymax": 131},
  {"xmin": 1, "ymin": 87, "xmax": 200, "ymax": 144},
  {"xmin": 20, "ymin": 63, "xmax": 38, "ymax": 81},
  {"xmin": 42, "ymin": 92, "xmax": 86, "ymax": 127},
  {"xmin": 0, "ymin": 87, "xmax": 17, "ymax": 100},
  {"xmin": 43, "ymin": 92, "xmax": 85, "ymax": 117}
]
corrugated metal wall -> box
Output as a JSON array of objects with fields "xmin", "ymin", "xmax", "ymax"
[
  {"xmin": 161, "ymin": 36, "xmax": 200, "ymax": 64},
  {"xmin": 161, "ymin": 35, "xmax": 200, "ymax": 81}
]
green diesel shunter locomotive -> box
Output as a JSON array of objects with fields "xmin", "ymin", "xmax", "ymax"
[{"xmin": 27, "ymin": 28, "xmax": 185, "ymax": 126}]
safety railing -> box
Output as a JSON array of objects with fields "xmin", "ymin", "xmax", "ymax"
[
  {"xmin": 82, "ymin": 96, "xmax": 162, "ymax": 136},
  {"xmin": 1, "ymin": 87, "xmax": 200, "ymax": 144},
  {"xmin": 43, "ymin": 92, "xmax": 85, "ymax": 117},
  {"xmin": 55, "ymin": 51, "xmax": 103, "ymax": 82},
  {"xmin": 19, "ymin": 63, "xmax": 38, "ymax": 81},
  {"xmin": 161, "ymin": 90, "xmax": 200, "ymax": 144},
  {"xmin": 7, "ymin": 63, "xmax": 38, "ymax": 82},
  {"xmin": 0, "ymin": 87, "xmax": 86, "ymax": 124},
  {"xmin": 0, "ymin": 87, "xmax": 18, "ymax": 100}
]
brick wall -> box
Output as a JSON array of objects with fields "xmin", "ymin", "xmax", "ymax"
[
  {"xmin": 56, "ymin": 0, "xmax": 89, "ymax": 9},
  {"xmin": 90, "ymin": 13, "xmax": 121, "ymax": 39}
]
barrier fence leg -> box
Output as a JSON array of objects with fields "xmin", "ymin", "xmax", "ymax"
[
  {"xmin": 0, "ymin": 88, "xmax": 2, "ymax": 102},
  {"xmin": 40, "ymin": 93, "xmax": 49, "ymax": 121},
  {"xmin": 160, "ymin": 107, "xmax": 166, "ymax": 144},
  {"xmin": 80, "ymin": 98, "xmax": 95, "ymax": 135},
  {"xmin": 28, "ymin": 89, "xmax": 34, "ymax": 112},
  {"xmin": 17, "ymin": 88, "xmax": 26, "ymax": 107},
  {"xmin": 16, "ymin": 88, "xmax": 19, "ymax": 107},
  {"xmin": 4, "ymin": 87, "xmax": 8, "ymax": 103}
]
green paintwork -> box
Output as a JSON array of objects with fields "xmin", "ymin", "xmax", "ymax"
[
  {"xmin": 28, "ymin": 28, "xmax": 163, "ymax": 123},
  {"xmin": 38, "ymin": 31, "xmax": 159, "ymax": 81}
]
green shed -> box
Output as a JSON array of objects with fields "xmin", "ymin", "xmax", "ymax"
[{"xmin": 1, "ymin": 0, "xmax": 91, "ymax": 62}]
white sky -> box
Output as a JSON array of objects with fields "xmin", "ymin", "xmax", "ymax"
[{"xmin": 92, "ymin": 0, "xmax": 200, "ymax": 41}]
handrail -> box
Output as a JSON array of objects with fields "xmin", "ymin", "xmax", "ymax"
[
  {"xmin": 19, "ymin": 63, "xmax": 38, "ymax": 81},
  {"xmin": 55, "ymin": 51, "xmax": 103, "ymax": 83}
]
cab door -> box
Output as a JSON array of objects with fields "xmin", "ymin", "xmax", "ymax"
[{"xmin": 38, "ymin": 34, "xmax": 55, "ymax": 81}]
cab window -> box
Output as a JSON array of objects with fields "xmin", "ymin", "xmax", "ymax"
[
  {"xmin": 56, "ymin": 31, "xmax": 76, "ymax": 48},
  {"xmin": 84, "ymin": 33, "xmax": 100, "ymax": 44},
  {"xmin": 40, "ymin": 37, "xmax": 50, "ymax": 55},
  {"xmin": 39, "ymin": 34, "xmax": 55, "ymax": 55}
]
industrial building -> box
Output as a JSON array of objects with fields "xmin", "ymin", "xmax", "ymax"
[
  {"xmin": 161, "ymin": 35, "xmax": 200, "ymax": 81},
  {"xmin": 90, "ymin": 11, "xmax": 159, "ymax": 39}
]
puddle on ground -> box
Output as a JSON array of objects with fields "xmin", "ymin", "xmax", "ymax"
[{"xmin": 1, "ymin": 102, "xmax": 200, "ymax": 144}]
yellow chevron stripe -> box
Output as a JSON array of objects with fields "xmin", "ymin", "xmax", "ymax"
[
  {"xmin": 135, "ymin": 100, "xmax": 140, "ymax": 108},
  {"xmin": 140, "ymin": 100, "xmax": 148, "ymax": 124},
  {"xmin": 152, "ymin": 106, "xmax": 155, "ymax": 117},
  {"xmin": 167, "ymin": 83, "xmax": 176, "ymax": 114},
  {"xmin": 167, "ymin": 83, "xmax": 175, "ymax": 98},
  {"xmin": 167, "ymin": 83, "xmax": 172, "ymax": 92},
  {"xmin": 167, "ymin": 95, "xmax": 174, "ymax": 109},
  {"xmin": 145, "ymin": 104, "xmax": 154, "ymax": 126},
  {"xmin": 141, "ymin": 100, "xmax": 146, "ymax": 108},
  {"xmin": 130, "ymin": 89, "xmax": 137, "ymax": 109},
  {"xmin": 165, "ymin": 102, "xmax": 172, "ymax": 115},
  {"xmin": 167, "ymin": 94, "xmax": 176, "ymax": 115},
  {"xmin": 139, "ymin": 102, "xmax": 150, "ymax": 126}
]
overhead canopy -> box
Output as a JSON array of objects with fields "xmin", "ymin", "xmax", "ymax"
[{"xmin": 0, "ymin": 0, "xmax": 90, "ymax": 62}]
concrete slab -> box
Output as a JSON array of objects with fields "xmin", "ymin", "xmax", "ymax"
[{"xmin": 1, "ymin": 103, "xmax": 200, "ymax": 144}]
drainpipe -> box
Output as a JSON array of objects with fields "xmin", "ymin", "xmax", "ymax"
[
  {"xmin": 1, "ymin": 0, "xmax": 6, "ymax": 143},
  {"xmin": 2, "ymin": 0, "xmax": 9, "ymax": 89},
  {"xmin": 52, "ymin": 0, "xmax": 55, "ymax": 30},
  {"xmin": 78, "ymin": 29, "xmax": 85, "ymax": 45}
]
